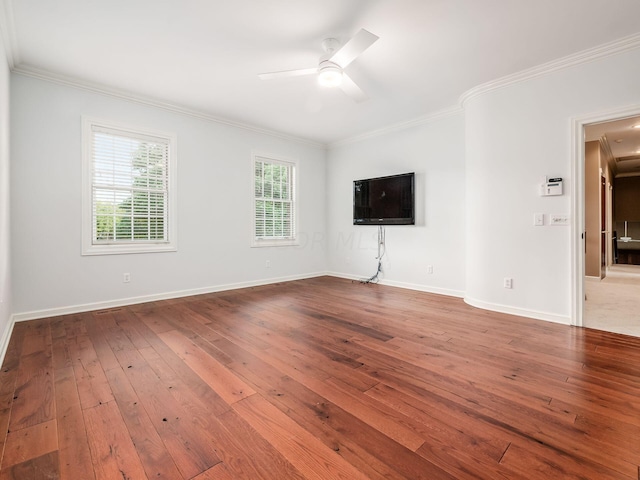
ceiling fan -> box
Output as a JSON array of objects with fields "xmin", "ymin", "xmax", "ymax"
[{"xmin": 258, "ymin": 29, "xmax": 379, "ymax": 103}]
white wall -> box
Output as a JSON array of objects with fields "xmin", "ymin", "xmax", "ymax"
[
  {"xmin": 10, "ymin": 75, "xmax": 326, "ymax": 317},
  {"xmin": 326, "ymin": 112, "xmax": 466, "ymax": 296},
  {"xmin": 0, "ymin": 30, "xmax": 12, "ymax": 356},
  {"xmin": 465, "ymin": 47, "xmax": 640, "ymax": 323}
]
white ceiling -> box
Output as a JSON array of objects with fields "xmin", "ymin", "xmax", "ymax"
[{"xmin": 3, "ymin": 0, "xmax": 640, "ymax": 145}]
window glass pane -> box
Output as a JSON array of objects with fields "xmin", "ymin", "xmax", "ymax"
[
  {"xmin": 255, "ymin": 161, "xmax": 263, "ymax": 197},
  {"xmin": 253, "ymin": 157, "xmax": 295, "ymax": 242},
  {"xmin": 91, "ymin": 125, "xmax": 169, "ymax": 245},
  {"xmin": 95, "ymin": 215, "xmax": 114, "ymax": 240},
  {"xmin": 115, "ymin": 216, "xmax": 131, "ymax": 240},
  {"xmin": 264, "ymin": 165, "xmax": 273, "ymax": 198}
]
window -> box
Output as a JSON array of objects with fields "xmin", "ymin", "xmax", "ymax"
[
  {"xmin": 252, "ymin": 154, "xmax": 297, "ymax": 247},
  {"xmin": 82, "ymin": 117, "xmax": 177, "ymax": 255}
]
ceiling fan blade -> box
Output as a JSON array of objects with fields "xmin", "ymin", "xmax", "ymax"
[
  {"xmin": 340, "ymin": 73, "xmax": 368, "ymax": 103},
  {"xmin": 258, "ymin": 67, "xmax": 317, "ymax": 81},
  {"xmin": 329, "ymin": 29, "xmax": 379, "ymax": 68}
]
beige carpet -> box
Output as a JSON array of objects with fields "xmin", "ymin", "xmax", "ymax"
[{"xmin": 584, "ymin": 265, "xmax": 640, "ymax": 337}]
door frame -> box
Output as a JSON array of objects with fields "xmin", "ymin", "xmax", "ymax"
[{"xmin": 571, "ymin": 104, "xmax": 640, "ymax": 327}]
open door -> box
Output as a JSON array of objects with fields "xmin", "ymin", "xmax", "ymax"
[
  {"xmin": 574, "ymin": 107, "xmax": 640, "ymax": 329},
  {"xmin": 601, "ymin": 175, "xmax": 606, "ymax": 279}
]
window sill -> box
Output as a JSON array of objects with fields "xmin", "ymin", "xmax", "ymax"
[
  {"xmin": 82, "ymin": 242, "xmax": 177, "ymax": 256},
  {"xmin": 251, "ymin": 239, "xmax": 299, "ymax": 248}
]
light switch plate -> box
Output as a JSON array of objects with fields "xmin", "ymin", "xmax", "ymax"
[
  {"xmin": 534, "ymin": 213, "xmax": 544, "ymax": 226},
  {"xmin": 550, "ymin": 214, "xmax": 569, "ymax": 226}
]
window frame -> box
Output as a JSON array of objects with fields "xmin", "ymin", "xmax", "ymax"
[
  {"xmin": 251, "ymin": 153, "xmax": 299, "ymax": 248},
  {"xmin": 81, "ymin": 116, "xmax": 178, "ymax": 256}
]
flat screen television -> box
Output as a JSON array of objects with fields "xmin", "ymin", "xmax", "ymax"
[{"xmin": 353, "ymin": 172, "xmax": 415, "ymax": 225}]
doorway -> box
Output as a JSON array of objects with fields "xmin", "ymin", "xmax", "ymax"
[{"xmin": 574, "ymin": 108, "xmax": 640, "ymax": 336}]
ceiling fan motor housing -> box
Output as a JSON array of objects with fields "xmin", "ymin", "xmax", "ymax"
[
  {"xmin": 318, "ymin": 60, "xmax": 343, "ymax": 87},
  {"xmin": 321, "ymin": 37, "xmax": 341, "ymax": 55},
  {"xmin": 318, "ymin": 38, "xmax": 344, "ymax": 86}
]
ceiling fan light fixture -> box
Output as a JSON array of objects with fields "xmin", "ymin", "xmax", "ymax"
[
  {"xmin": 318, "ymin": 64, "xmax": 343, "ymax": 87},
  {"xmin": 258, "ymin": 29, "xmax": 378, "ymax": 101}
]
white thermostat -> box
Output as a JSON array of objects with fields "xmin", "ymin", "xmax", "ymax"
[{"xmin": 540, "ymin": 177, "xmax": 563, "ymax": 196}]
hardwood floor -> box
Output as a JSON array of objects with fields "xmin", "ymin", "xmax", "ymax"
[{"xmin": 1, "ymin": 276, "xmax": 639, "ymax": 479}]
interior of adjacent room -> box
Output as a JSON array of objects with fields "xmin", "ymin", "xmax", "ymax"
[{"xmin": 583, "ymin": 116, "xmax": 640, "ymax": 336}]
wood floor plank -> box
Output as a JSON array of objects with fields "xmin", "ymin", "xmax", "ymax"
[
  {"xmin": 50, "ymin": 321, "xmax": 72, "ymax": 371},
  {"xmin": 155, "ymin": 304, "xmax": 235, "ymax": 364},
  {"xmin": 225, "ymin": 358, "xmax": 405, "ymax": 479},
  {"xmin": 104, "ymin": 366, "xmax": 183, "ymax": 480},
  {"xmin": 227, "ymin": 356, "xmax": 457, "ymax": 480},
  {"xmin": 358, "ymin": 352, "xmax": 640, "ymax": 478},
  {"xmin": 111, "ymin": 309, "xmax": 152, "ymax": 351},
  {"xmin": 233, "ymin": 393, "xmax": 371, "ymax": 480},
  {"xmin": 0, "ymin": 339, "xmax": 21, "ymax": 467},
  {"xmin": 99, "ymin": 312, "xmax": 224, "ymax": 479},
  {"xmin": 1, "ymin": 419, "xmax": 57, "ymax": 469},
  {"xmin": 114, "ymin": 352, "xmax": 222, "ymax": 478},
  {"xmin": 119, "ymin": 311, "xmax": 233, "ymax": 418},
  {"xmin": 9, "ymin": 331, "xmax": 55, "ymax": 431},
  {"xmin": 215, "ymin": 407, "xmax": 307, "ymax": 479},
  {"xmin": 136, "ymin": 343, "xmax": 231, "ymax": 418},
  {"xmin": 500, "ymin": 439, "xmax": 630, "ymax": 480},
  {"xmin": 82, "ymin": 313, "xmax": 121, "ymax": 373},
  {"xmin": 364, "ymin": 381, "xmax": 512, "ymax": 463},
  {"xmin": 136, "ymin": 345, "xmax": 300, "ymax": 479},
  {"xmin": 0, "ymin": 451, "xmax": 59, "ymax": 480},
  {"xmin": 158, "ymin": 329, "xmax": 255, "ymax": 405},
  {"xmin": 82, "ymin": 401, "xmax": 147, "ymax": 480},
  {"xmin": 191, "ymin": 462, "xmax": 236, "ymax": 480},
  {"xmin": 301, "ymin": 375, "xmax": 425, "ymax": 451},
  {"xmin": 353, "ymin": 334, "xmax": 578, "ymax": 424},
  {"xmin": 65, "ymin": 333, "xmax": 114, "ymax": 409},
  {"xmin": 53, "ymin": 366, "xmax": 95, "ymax": 480}
]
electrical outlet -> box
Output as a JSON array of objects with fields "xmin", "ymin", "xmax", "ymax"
[
  {"xmin": 503, "ymin": 277, "xmax": 513, "ymax": 289},
  {"xmin": 427, "ymin": 265, "xmax": 434, "ymax": 274},
  {"xmin": 123, "ymin": 273, "xmax": 131, "ymax": 283}
]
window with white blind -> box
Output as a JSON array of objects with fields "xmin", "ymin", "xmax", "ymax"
[
  {"xmin": 82, "ymin": 117, "xmax": 177, "ymax": 255},
  {"xmin": 252, "ymin": 154, "xmax": 298, "ymax": 247}
]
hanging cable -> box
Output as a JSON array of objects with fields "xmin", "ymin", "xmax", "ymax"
[{"xmin": 360, "ymin": 225, "xmax": 385, "ymax": 284}]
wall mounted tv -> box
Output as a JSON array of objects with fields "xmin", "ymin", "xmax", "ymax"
[{"xmin": 353, "ymin": 172, "xmax": 415, "ymax": 225}]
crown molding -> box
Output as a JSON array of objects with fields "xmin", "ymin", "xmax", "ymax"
[
  {"xmin": 614, "ymin": 172, "xmax": 640, "ymax": 178},
  {"xmin": 328, "ymin": 105, "xmax": 463, "ymax": 149},
  {"xmin": 7, "ymin": 23, "xmax": 640, "ymax": 150},
  {"xmin": 14, "ymin": 61, "xmax": 462, "ymax": 150},
  {"xmin": 460, "ymin": 32, "xmax": 640, "ymax": 107},
  {"xmin": 12, "ymin": 64, "xmax": 325, "ymax": 149},
  {"xmin": 0, "ymin": 0, "xmax": 19, "ymax": 68}
]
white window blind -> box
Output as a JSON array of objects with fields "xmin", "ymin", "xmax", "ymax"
[
  {"xmin": 82, "ymin": 118, "xmax": 177, "ymax": 255},
  {"xmin": 253, "ymin": 156, "xmax": 297, "ymax": 246}
]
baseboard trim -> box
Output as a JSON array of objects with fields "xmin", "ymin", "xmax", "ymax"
[
  {"xmin": 464, "ymin": 296, "xmax": 571, "ymax": 325},
  {"xmin": 5, "ymin": 273, "xmax": 572, "ymax": 365},
  {"xmin": 11, "ymin": 272, "xmax": 327, "ymax": 323},
  {"xmin": 0, "ymin": 317, "xmax": 15, "ymax": 369},
  {"xmin": 325, "ymin": 272, "xmax": 465, "ymax": 298}
]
